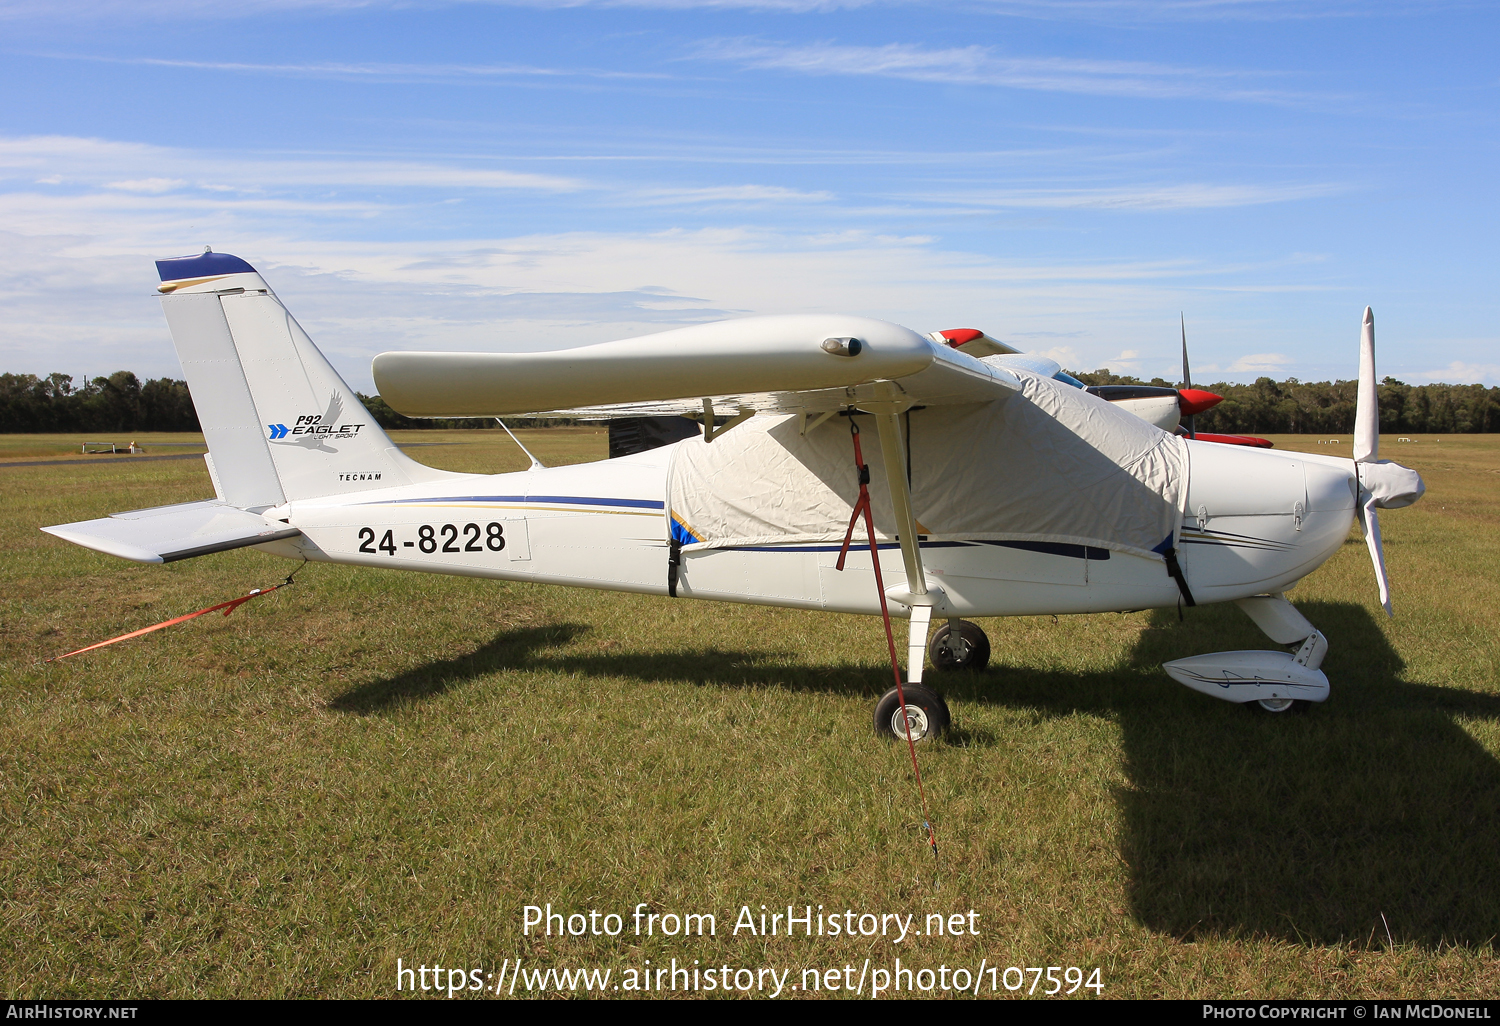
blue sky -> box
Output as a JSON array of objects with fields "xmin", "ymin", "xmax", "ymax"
[{"xmin": 0, "ymin": 0, "xmax": 1495, "ymax": 393}]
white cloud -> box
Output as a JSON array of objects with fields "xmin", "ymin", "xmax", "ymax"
[
  {"xmin": 106, "ymin": 178, "xmax": 188, "ymax": 193},
  {"xmin": 1228, "ymin": 352, "xmax": 1293, "ymax": 373},
  {"xmin": 0, "ymin": 135, "xmax": 585, "ymax": 194},
  {"xmin": 0, "ymin": 216, "xmax": 1277, "ymax": 390},
  {"xmin": 634, "ymin": 184, "xmax": 834, "ymax": 205},
  {"xmin": 1070, "ymin": 347, "xmax": 1146, "ymax": 372},
  {"xmin": 1, "ymin": 135, "xmax": 861, "ymax": 221},
  {"xmin": 696, "ymin": 39, "xmax": 1328, "ymax": 104},
  {"xmin": 0, "ymin": 190, "xmax": 389, "ymax": 240},
  {"xmin": 919, "ymin": 182, "xmax": 1342, "ymax": 210},
  {"xmin": 0, "ymin": 132, "xmax": 1424, "ymax": 392},
  {"xmin": 0, "ymin": 0, "xmax": 1428, "ymax": 20},
  {"xmin": 35, "ymin": 53, "xmax": 670, "ymax": 83},
  {"xmin": 0, "ymin": 0, "xmax": 375, "ymax": 17},
  {"xmin": 1033, "ymin": 345, "xmax": 1083, "ymax": 368},
  {"xmin": 1415, "ymin": 361, "xmax": 1500, "ymax": 385}
]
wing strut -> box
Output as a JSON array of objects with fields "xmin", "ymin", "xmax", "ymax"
[
  {"xmin": 832, "ymin": 414, "xmax": 939, "ymax": 860},
  {"xmin": 865, "ymin": 385, "xmax": 948, "ymax": 686},
  {"xmin": 873, "ymin": 412, "xmax": 926, "ymax": 599},
  {"xmin": 495, "ymin": 418, "xmax": 546, "ymax": 470}
]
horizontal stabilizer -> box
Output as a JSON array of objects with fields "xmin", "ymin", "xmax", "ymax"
[
  {"xmin": 926, "ymin": 328, "xmax": 1020, "ymax": 358},
  {"xmin": 42, "ymin": 500, "xmax": 300, "ymax": 564}
]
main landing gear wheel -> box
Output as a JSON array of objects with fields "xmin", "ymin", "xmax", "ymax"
[
  {"xmin": 1253, "ymin": 698, "xmax": 1309, "ymax": 714},
  {"xmin": 874, "ymin": 684, "xmax": 951, "ymax": 742},
  {"xmin": 928, "ymin": 620, "xmax": 991, "ymax": 673}
]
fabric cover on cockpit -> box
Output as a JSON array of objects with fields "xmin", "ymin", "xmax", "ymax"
[{"xmin": 666, "ymin": 370, "xmax": 1188, "ymax": 561}]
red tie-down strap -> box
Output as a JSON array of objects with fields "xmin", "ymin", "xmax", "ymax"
[
  {"xmin": 835, "ymin": 416, "xmax": 939, "ymax": 860},
  {"xmin": 44, "ymin": 568, "xmax": 301, "ymax": 663}
]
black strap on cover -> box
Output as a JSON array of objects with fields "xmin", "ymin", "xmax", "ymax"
[
  {"xmin": 1162, "ymin": 546, "xmax": 1196, "ymax": 607},
  {"xmin": 667, "ymin": 536, "xmax": 682, "ymax": 598}
]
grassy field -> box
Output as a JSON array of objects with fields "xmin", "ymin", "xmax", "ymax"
[{"xmin": 2, "ymin": 428, "xmax": 1497, "ymax": 999}]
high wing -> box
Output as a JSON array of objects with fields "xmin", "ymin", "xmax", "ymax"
[{"xmin": 372, "ymin": 314, "xmax": 1023, "ymax": 421}]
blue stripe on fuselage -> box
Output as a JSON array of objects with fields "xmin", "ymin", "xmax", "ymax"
[
  {"xmin": 369, "ymin": 495, "xmax": 665, "ymax": 510},
  {"xmin": 978, "ymin": 539, "xmax": 1111, "ymax": 560},
  {"xmin": 720, "ymin": 540, "xmax": 1107, "ymax": 559}
]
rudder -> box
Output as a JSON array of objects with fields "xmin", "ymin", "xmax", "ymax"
[{"xmin": 157, "ymin": 251, "xmax": 454, "ymax": 507}]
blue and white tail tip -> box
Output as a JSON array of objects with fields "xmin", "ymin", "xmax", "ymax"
[{"xmin": 156, "ymin": 248, "xmax": 268, "ymax": 295}]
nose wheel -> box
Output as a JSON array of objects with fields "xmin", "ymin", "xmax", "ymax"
[
  {"xmin": 1254, "ymin": 698, "xmax": 1309, "ymax": 714},
  {"xmin": 928, "ymin": 619, "xmax": 991, "ymax": 673}
]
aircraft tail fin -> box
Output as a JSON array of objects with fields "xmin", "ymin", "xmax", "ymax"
[{"xmin": 155, "ymin": 251, "xmax": 456, "ymax": 508}]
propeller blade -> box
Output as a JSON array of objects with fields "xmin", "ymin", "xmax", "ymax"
[
  {"xmin": 1360, "ymin": 494, "xmax": 1393, "ymax": 617},
  {"xmin": 1181, "ymin": 313, "xmax": 1192, "ymax": 390},
  {"xmin": 1350, "ymin": 306, "xmax": 1410, "ymax": 616},
  {"xmin": 1354, "ymin": 306, "xmax": 1378, "ymax": 463},
  {"xmin": 1180, "ymin": 313, "xmax": 1196, "ymax": 438}
]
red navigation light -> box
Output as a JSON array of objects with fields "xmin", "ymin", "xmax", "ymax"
[
  {"xmin": 938, "ymin": 328, "xmax": 984, "ymax": 348},
  {"xmin": 1178, "ymin": 388, "xmax": 1223, "ymax": 417}
]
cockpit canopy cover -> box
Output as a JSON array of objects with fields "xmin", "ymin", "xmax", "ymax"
[{"xmin": 668, "ymin": 372, "xmax": 1189, "ymax": 561}]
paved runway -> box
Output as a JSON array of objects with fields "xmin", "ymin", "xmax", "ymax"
[{"xmin": 0, "ymin": 452, "xmax": 206, "ymax": 469}]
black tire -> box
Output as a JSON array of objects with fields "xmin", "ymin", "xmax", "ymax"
[
  {"xmin": 873, "ymin": 684, "xmax": 951, "ymax": 741},
  {"xmin": 1251, "ymin": 698, "xmax": 1310, "ymax": 714},
  {"xmin": 928, "ymin": 620, "xmax": 991, "ymax": 673}
]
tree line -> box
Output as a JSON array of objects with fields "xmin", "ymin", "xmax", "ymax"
[
  {"xmin": 1071, "ymin": 370, "xmax": 1500, "ymax": 435},
  {"xmin": 0, "ymin": 372, "xmax": 199, "ymax": 434},
  {"xmin": 0, "ymin": 371, "xmax": 568, "ymax": 433},
  {"xmin": 3, "ymin": 368, "xmax": 1496, "ymax": 435}
]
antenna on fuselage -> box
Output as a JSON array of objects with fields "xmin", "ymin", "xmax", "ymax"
[{"xmin": 496, "ymin": 418, "xmax": 546, "ymax": 471}]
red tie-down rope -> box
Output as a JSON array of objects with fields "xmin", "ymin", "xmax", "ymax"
[
  {"xmin": 835, "ymin": 416, "xmax": 939, "ymax": 861},
  {"xmin": 44, "ymin": 567, "xmax": 302, "ymax": 664}
]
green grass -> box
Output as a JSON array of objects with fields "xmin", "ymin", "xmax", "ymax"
[{"xmin": 2, "ymin": 430, "xmax": 1497, "ymax": 999}]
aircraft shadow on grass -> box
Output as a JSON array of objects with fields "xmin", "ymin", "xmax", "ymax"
[
  {"xmin": 1112, "ymin": 601, "xmax": 1500, "ymax": 951},
  {"xmin": 334, "ymin": 602, "xmax": 1500, "ymax": 950}
]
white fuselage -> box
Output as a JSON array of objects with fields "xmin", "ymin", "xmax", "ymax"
[{"xmin": 265, "ymin": 438, "xmax": 1360, "ymax": 620}]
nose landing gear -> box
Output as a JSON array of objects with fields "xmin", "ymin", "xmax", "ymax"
[
  {"xmin": 1254, "ymin": 697, "xmax": 1309, "ymax": 714},
  {"xmin": 1163, "ymin": 594, "xmax": 1330, "ymax": 711}
]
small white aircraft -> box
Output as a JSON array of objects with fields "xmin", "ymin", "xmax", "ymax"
[{"xmin": 43, "ymin": 252, "xmax": 1426, "ymax": 738}]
